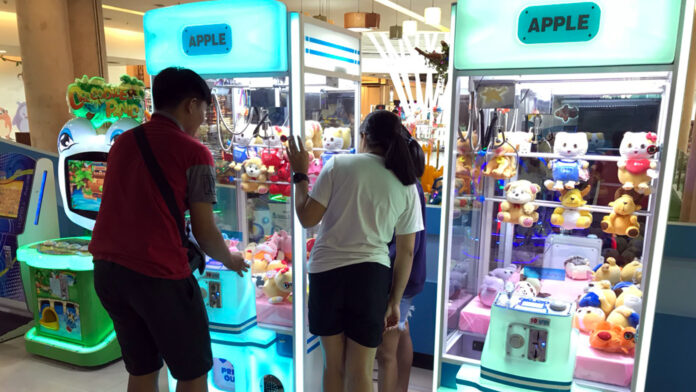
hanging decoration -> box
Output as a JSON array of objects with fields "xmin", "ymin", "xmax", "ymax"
[{"xmin": 415, "ymin": 40, "xmax": 449, "ymax": 84}]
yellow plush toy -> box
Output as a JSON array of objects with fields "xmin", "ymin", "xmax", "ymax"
[
  {"xmin": 304, "ymin": 120, "xmax": 323, "ymax": 159},
  {"xmin": 482, "ymin": 142, "xmax": 517, "ymax": 179},
  {"xmin": 498, "ymin": 180, "xmax": 540, "ymax": 227},
  {"xmin": 585, "ymin": 280, "xmax": 617, "ymax": 315},
  {"xmin": 601, "ymin": 193, "xmax": 641, "ymax": 238},
  {"xmin": 616, "ymin": 285, "xmax": 643, "ymax": 308},
  {"xmin": 262, "ymin": 267, "xmax": 293, "ymax": 304},
  {"xmin": 573, "ymin": 306, "xmax": 606, "ymax": 334},
  {"xmin": 234, "ymin": 157, "xmax": 270, "ymax": 194},
  {"xmin": 620, "ymin": 259, "xmax": 643, "ymax": 282},
  {"xmin": 550, "ymin": 186, "xmax": 593, "ymax": 230},
  {"xmin": 594, "ymin": 257, "xmax": 622, "ymax": 286}
]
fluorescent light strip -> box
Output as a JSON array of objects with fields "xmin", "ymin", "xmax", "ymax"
[
  {"xmin": 102, "ymin": 4, "xmax": 145, "ymax": 16},
  {"xmin": 374, "ymin": 0, "xmax": 449, "ymax": 32}
]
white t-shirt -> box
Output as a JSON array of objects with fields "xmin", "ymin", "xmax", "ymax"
[{"xmin": 308, "ymin": 153, "xmax": 424, "ymax": 273}]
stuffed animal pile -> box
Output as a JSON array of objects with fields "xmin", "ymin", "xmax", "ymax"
[{"xmin": 246, "ymin": 230, "xmax": 294, "ymax": 305}]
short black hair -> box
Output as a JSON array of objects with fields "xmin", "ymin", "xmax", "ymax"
[{"xmin": 152, "ymin": 67, "xmax": 211, "ymax": 110}]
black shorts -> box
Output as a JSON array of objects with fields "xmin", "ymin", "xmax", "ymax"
[
  {"xmin": 94, "ymin": 260, "xmax": 212, "ymax": 380},
  {"xmin": 308, "ymin": 262, "xmax": 391, "ymax": 348}
]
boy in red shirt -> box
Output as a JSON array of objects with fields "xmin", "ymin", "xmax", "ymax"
[{"xmin": 90, "ymin": 67, "xmax": 247, "ymax": 392}]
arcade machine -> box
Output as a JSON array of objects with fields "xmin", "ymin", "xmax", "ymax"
[
  {"xmin": 143, "ymin": 1, "xmax": 360, "ymax": 391},
  {"xmin": 16, "ymin": 75, "xmax": 144, "ymax": 366},
  {"xmin": 433, "ymin": 1, "xmax": 693, "ymax": 391},
  {"xmin": 0, "ymin": 143, "xmax": 59, "ymax": 321}
]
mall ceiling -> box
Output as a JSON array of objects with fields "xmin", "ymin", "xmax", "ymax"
[{"xmin": 0, "ymin": 0, "xmax": 452, "ymax": 32}]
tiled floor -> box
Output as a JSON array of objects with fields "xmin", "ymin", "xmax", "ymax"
[{"xmin": 0, "ymin": 335, "xmax": 433, "ymax": 391}]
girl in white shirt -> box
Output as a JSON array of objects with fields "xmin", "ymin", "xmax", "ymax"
[{"xmin": 286, "ymin": 110, "xmax": 423, "ymax": 392}]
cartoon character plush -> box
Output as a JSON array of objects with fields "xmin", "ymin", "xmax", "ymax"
[
  {"xmin": 267, "ymin": 153, "xmax": 291, "ymax": 196},
  {"xmin": 505, "ymin": 132, "xmax": 533, "ymax": 154},
  {"xmin": 234, "ymin": 157, "xmax": 269, "ymax": 194},
  {"xmin": 584, "ymin": 132, "xmax": 606, "ymax": 154},
  {"xmin": 601, "ymin": 193, "xmax": 641, "ymax": 238},
  {"xmin": 589, "ymin": 321, "xmax": 636, "ymax": 355},
  {"xmin": 478, "ymin": 267, "xmax": 516, "ymax": 307},
  {"xmin": 550, "ymin": 186, "xmax": 593, "ymax": 230},
  {"xmin": 615, "ymin": 284, "xmax": 643, "ymax": 308},
  {"xmin": 582, "ymin": 280, "xmax": 617, "ymax": 315},
  {"xmin": 544, "ymin": 132, "xmax": 589, "ymax": 191},
  {"xmin": 565, "ymin": 256, "xmax": 593, "ymax": 280},
  {"xmin": 455, "ymin": 136, "xmax": 479, "ymax": 195},
  {"xmin": 308, "ymin": 157, "xmax": 323, "ymax": 190},
  {"xmin": 421, "ymin": 164, "xmax": 444, "ymax": 194},
  {"xmin": 482, "ymin": 141, "xmax": 517, "ymax": 179},
  {"xmin": 573, "ymin": 306, "xmax": 606, "ymax": 334},
  {"xmin": 12, "ymin": 102, "xmax": 29, "ymax": 133},
  {"xmin": 594, "ymin": 257, "xmax": 622, "ymax": 286},
  {"xmin": 262, "ymin": 267, "xmax": 293, "ymax": 304},
  {"xmin": 620, "ymin": 259, "xmax": 643, "ymax": 282},
  {"xmin": 607, "ymin": 303, "xmax": 641, "ymax": 329},
  {"xmin": 232, "ymin": 132, "xmax": 254, "ymax": 164},
  {"xmin": 321, "ymin": 127, "xmax": 351, "ymax": 165},
  {"xmin": 305, "ymin": 121, "xmax": 323, "ymax": 159},
  {"xmin": 618, "ymin": 132, "xmax": 659, "ymax": 195},
  {"xmin": 498, "ymin": 180, "xmax": 540, "ymax": 227},
  {"xmin": 0, "ymin": 107, "xmax": 12, "ymax": 139},
  {"xmin": 513, "ymin": 277, "xmax": 541, "ymax": 297}
]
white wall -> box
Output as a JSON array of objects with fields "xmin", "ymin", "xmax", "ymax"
[
  {"xmin": 107, "ymin": 65, "xmax": 128, "ymax": 84},
  {"xmin": 0, "ymin": 59, "xmax": 27, "ymax": 141}
]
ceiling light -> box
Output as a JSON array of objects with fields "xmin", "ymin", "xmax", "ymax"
[
  {"xmin": 424, "ymin": 6, "xmax": 441, "ymax": 26},
  {"xmin": 0, "ymin": 50, "xmax": 6, "ymax": 54},
  {"xmin": 345, "ymin": 12, "xmax": 380, "ymax": 32},
  {"xmin": 102, "ymin": 4, "xmax": 144, "ymax": 16},
  {"xmin": 375, "ymin": 0, "xmax": 448, "ymax": 31},
  {"xmin": 402, "ymin": 19, "xmax": 417, "ymax": 35}
]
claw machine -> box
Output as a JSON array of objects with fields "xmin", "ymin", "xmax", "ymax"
[
  {"xmin": 433, "ymin": 1, "xmax": 694, "ymax": 391},
  {"xmin": 143, "ymin": 1, "xmax": 360, "ymax": 391}
]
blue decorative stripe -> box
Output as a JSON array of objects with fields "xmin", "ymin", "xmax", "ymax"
[
  {"xmin": 211, "ymin": 337, "xmax": 279, "ymax": 350},
  {"xmin": 480, "ymin": 366, "xmax": 572, "ymax": 386},
  {"xmin": 305, "ymin": 36, "xmax": 359, "ymax": 54},
  {"xmin": 307, "ymin": 335, "xmax": 318, "ymax": 344},
  {"xmin": 478, "ymin": 366, "xmax": 572, "ymax": 391},
  {"xmin": 455, "ymin": 378, "xmax": 499, "ymax": 392},
  {"xmin": 307, "ymin": 342, "xmax": 320, "ymax": 354},
  {"xmin": 209, "ymin": 316, "xmax": 257, "ymax": 329},
  {"xmin": 34, "ymin": 170, "xmax": 47, "ymax": 226},
  {"xmin": 305, "ymin": 49, "xmax": 360, "ymax": 65},
  {"xmin": 209, "ymin": 322, "xmax": 257, "ymax": 335}
]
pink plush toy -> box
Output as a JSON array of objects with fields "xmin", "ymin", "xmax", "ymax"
[{"xmin": 308, "ymin": 157, "xmax": 323, "ymax": 189}]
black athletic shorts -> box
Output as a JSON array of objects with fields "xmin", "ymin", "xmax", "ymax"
[
  {"xmin": 94, "ymin": 259, "xmax": 212, "ymax": 380},
  {"xmin": 308, "ymin": 262, "xmax": 391, "ymax": 348}
]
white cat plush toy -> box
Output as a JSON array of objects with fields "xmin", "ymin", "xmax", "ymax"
[
  {"xmin": 544, "ymin": 132, "xmax": 590, "ymax": 191},
  {"xmin": 617, "ymin": 132, "xmax": 658, "ymax": 195}
]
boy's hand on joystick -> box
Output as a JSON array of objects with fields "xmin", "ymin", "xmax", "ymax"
[{"xmin": 223, "ymin": 251, "xmax": 249, "ymax": 277}]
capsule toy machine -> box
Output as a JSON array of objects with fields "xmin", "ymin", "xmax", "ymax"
[
  {"xmin": 433, "ymin": 1, "xmax": 693, "ymax": 391},
  {"xmin": 144, "ymin": 1, "xmax": 360, "ymax": 391},
  {"xmin": 15, "ymin": 75, "xmax": 145, "ymax": 366}
]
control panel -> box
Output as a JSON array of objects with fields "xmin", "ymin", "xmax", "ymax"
[{"xmin": 495, "ymin": 294, "xmax": 572, "ymax": 317}]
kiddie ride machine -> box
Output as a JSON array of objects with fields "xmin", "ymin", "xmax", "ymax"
[
  {"xmin": 13, "ymin": 76, "xmax": 145, "ymax": 366},
  {"xmin": 433, "ymin": 1, "xmax": 692, "ymax": 391},
  {"xmin": 143, "ymin": 1, "xmax": 360, "ymax": 390}
]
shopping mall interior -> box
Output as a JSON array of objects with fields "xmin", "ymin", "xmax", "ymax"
[{"xmin": 1, "ymin": 1, "xmax": 696, "ymax": 391}]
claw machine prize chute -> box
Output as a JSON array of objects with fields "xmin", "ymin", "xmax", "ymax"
[{"xmin": 433, "ymin": 1, "xmax": 693, "ymax": 391}]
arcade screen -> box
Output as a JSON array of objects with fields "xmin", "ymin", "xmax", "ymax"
[
  {"xmin": 0, "ymin": 179, "xmax": 23, "ymax": 219},
  {"xmin": 67, "ymin": 160, "xmax": 107, "ymax": 212}
]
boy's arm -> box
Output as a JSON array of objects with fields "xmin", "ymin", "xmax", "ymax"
[{"xmin": 190, "ymin": 201, "xmax": 248, "ymax": 277}]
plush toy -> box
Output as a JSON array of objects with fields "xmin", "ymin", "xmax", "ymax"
[
  {"xmin": 255, "ymin": 230, "xmax": 292, "ymax": 264},
  {"xmin": 513, "ymin": 278, "xmax": 541, "ymax": 297},
  {"xmin": 589, "ymin": 321, "xmax": 636, "ymax": 355},
  {"xmin": 544, "ymin": 132, "xmax": 589, "ymax": 191},
  {"xmin": 321, "ymin": 127, "xmax": 351, "ymax": 165},
  {"xmin": 601, "ymin": 193, "xmax": 641, "ymax": 238},
  {"xmin": 550, "ymin": 186, "xmax": 593, "ymax": 230},
  {"xmin": 308, "ymin": 157, "xmax": 323, "ymax": 189},
  {"xmin": 482, "ymin": 142, "xmax": 517, "ymax": 179},
  {"xmin": 479, "ymin": 267, "xmax": 516, "ymax": 307},
  {"xmin": 232, "ymin": 132, "xmax": 254, "ymax": 164},
  {"xmin": 601, "ymin": 236, "xmax": 643, "ymax": 268},
  {"xmin": 564, "ymin": 256, "xmax": 593, "ymax": 280},
  {"xmin": 573, "ymin": 306, "xmax": 606, "ymax": 334},
  {"xmin": 505, "ymin": 132, "xmax": 533, "ymax": 154},
  {"xmin": 498, "ymin": 180, "xmax": 540, "ymax": 227},
  {"xmin": 615, "ymin": 284, "xmax": 643, "ymax": 308},
  {"xmin": 306, "ymin": 237, "xmax": 316, "ymax": 260},
  {"xmin": 262, "ymin": 267, "xmax": 293, "ymax": 304},
  {"xmin": 455, "ymin": 137, "xmax": 478, "ymax": 195},
  {"xmin": 620, "ymin": 259, "xmax": 642, "ymax": 282},
  {"xmin": 633, "ymin": 267, "xmax": 642, "ymax": 286},
  {"xmin": 305, "ymin": 120, "xmax": 323, "ymax": 159},
  {"xmin": 606, "ymin": 305, "xmax": 640, "ymax": 329},
  {"xmin": 618, "ymin": 132, "xmax": 659, "ymax": 195},
  {"xmin": 234, "ymin": 157, "xmax": 269, "ymax": 193},
  {"xmin": 594, "ymin": 257, "xmax": 622, "ymax": 286},
  {"xmin": 583, "ymin": 280, "xmax": 617, "ymax": 315},
  {"xmin": 584, "ymin": 132, "xmax": 606, "ymax": 154},
  {"xmin": 422, "ymin": 165, "xmax": 444, "ymax": 194}
]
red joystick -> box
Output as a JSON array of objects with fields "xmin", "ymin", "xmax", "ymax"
[{"xmin": 597, "ymin": 331, "xmax": 612, "ymax": 341}]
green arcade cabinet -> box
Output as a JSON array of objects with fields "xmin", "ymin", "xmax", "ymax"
[{"xmin": 17, "ymin": 75, "xmax": 144, "ymax": 366}]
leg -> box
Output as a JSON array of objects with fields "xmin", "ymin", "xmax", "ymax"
[
  {"xmin": 377, "ymin": 328, "xmax": 401, "ymax": 392},
  {"xmin": 345, "ymin": 337, "xmax": 378, "ymax": 392},
  {"xmin": 395, "ymin": 324, "xmax": 414, "ymax": 392},
  {"xmin": 321, "ymin": 333, "xmax": 347, "ymax": 392},
  {"xmin": 175, "ymin": 374, "xmax": 208, "ymax": 392},
  {"xmin": 128, "ymin": 370, "xmax": 160, "ymax": 392}
]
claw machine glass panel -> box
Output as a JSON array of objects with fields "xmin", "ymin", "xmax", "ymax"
[
  {"xmin": 434, "ymin": 1, "xmax": 693, "ymax": 392},
  {"xmin": 288, "ymin": 14, "xmax": 361, "ymax": 392}
]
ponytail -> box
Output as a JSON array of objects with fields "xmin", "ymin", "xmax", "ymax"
[{"xmin": 361, "ymin": 110, "xmax": 419, "ymax": 186}]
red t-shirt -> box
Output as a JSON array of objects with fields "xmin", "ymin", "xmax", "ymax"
[{"xmin": 89, "ymin": 114, "xmax": 217, "ymax": 279}]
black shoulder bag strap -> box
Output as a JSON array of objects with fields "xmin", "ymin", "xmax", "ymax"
[{"xmin": 133, "ymin": 126, "xmax": 205, "ymax": 274}]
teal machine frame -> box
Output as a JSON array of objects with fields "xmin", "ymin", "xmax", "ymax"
[{"xmin": 433, "ymin": 1, "xmax": 695, "ymax": 391}]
